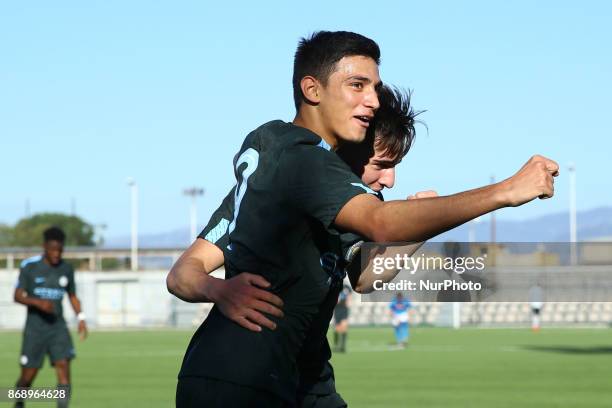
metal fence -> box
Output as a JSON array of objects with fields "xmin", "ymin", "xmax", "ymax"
[
  {"xmin": 0, "ymin": 269, "xmax": 217, "ymax": 330},
  {"xmin": 2, "ymin": 267, "xmax": 611, "ymax": 330}
]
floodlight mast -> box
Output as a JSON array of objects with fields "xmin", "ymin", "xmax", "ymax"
[
  {"xmin": 568, "ymin": 163, "xmax": 577, "ymax": 265},
  {"xmin": 183, "ymin": 187, "xmax": 205, "ymax": 243},
  {"xmin": 126, "ymin": 178, "xmax": 138, "ymax": 271}
]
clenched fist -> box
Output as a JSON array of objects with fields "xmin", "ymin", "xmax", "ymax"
[{"xmin": 502, "ymin": 155, "xmax": 559, "ymax": 207}]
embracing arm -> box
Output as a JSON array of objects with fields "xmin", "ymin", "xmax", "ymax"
[
  {"xmin": 166, "ymin": 238, "xmax": 284, "ymax": 331},
  {"xmin": 166, "ymin": 239, "xmax": 225, "ymax": 303},
  {"xmin": 348, "ymin": 191, "xmax": 435, "ymax": 293},
  {"xmin": 351, "ymin": 241, "xmax": 425, "ymax": 294}
]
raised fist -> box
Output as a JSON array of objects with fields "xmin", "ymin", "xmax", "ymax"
[{"xmin": 503, "ymin": 155, "xmax": 559, "ymax": 207}]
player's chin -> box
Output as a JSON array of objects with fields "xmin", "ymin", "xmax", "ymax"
[{"xmin": 343, "ymin": 127, "xmax": 367, "ymax": 143}]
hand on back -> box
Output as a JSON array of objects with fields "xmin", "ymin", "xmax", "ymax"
[{"xmin": 212, "ymin": 273, "xmax": 284, "ymax": 332}]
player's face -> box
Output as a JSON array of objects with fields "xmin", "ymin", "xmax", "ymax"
[
  {"xmin": 318, "ymin": 56, "xmax": 381, "ymax": 144},
  {"xmin": 338, "ymin": 137, "xmax": 398, "ymax": 193},
  {"xmin": 43, "ymin": 240, "xmax": 63, "ymax": 266},
  {"xmin": 361, "ymin": 146, "xmax": 397, "ymax": 192}
]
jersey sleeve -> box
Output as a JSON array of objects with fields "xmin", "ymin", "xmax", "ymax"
[
  {"xmin": 66, "ymin": 265, "xmax": 76, "ymax": 295},
  {"xmin": 281, "ymin": 146, "xmax": 376, "ymax": 229},
  {"xmin": 198, "ymin": 186, "xmax": 236, "ymax": 250},
  {"xmin": 16, "ymin": 266, "xmax": 30, "ymax": 292}
]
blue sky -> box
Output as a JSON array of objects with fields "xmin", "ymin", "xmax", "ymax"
[{"xmin": 1, "ymin": 1, "xmax": 610, "ymax": 240}]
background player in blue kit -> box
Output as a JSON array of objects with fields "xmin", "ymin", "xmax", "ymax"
[
  {"xmin": 390, "ymin": 292, "xmax": 412, "ymax": 348},
  {"xmin": 13, "ymin": 227, "xmax": 87, "ymax": 408}
]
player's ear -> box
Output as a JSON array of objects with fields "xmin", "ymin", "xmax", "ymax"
[{"xmin": 300, "ymin": 76, "xmax": 321, "ymax": 105}]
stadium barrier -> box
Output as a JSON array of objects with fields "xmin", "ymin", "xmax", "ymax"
[{"xmin": 1, "ymin": 268, "xmax": 610, "ymax": 330}]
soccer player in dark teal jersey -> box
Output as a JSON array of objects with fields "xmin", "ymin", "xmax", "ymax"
[
  {"xmin": 170, "ymin": 85, "xmax": 433, "ymax": 407},
  {"xmin": 170, "ymin": 30, "xmax": 558, "ymax": 407},
  {"xmin": 13, "ymin": 227, "xmax": 87, "ymax": 408}
]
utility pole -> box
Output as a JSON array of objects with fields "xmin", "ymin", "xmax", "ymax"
[
  {"xmin": 183, "ymin": 187, "xmax": 205, "ymax": 243},
  {"xmin": 568, "ymin": 163, "xmax": 577, "ymax": 265},
  {"xmin": 126, "ymin": 178, "xmax": 138, "ymax": 271},
  {"xmin": 490, "ymin": 175, "xmax": 496, "ymax": 243}
]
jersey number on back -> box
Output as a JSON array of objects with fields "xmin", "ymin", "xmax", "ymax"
[{"xmin": 228, "ymin": 148, "xmax": 260, "ymax": 235}]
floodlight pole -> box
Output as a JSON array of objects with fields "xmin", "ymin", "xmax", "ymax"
[
  {"xmin": 126, "ymin": 178, "xmax": 138, "ymax": 271},
  {"xmin": 568, "ymin": 163, "xmax": 577, "ymax": 265},
  {"xmin": 183, "ymin": 187, "xmax": 205, "ymax": 243},
  {"xmin": 490, "ymin": 175, "xmax": 496, "ymax": 244},
  {"xmin": 468, "ymin": 216, "xmax": 481, "ymax": 243}
]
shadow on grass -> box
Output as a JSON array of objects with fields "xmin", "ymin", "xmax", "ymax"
[{"xmin": 522, "ymin": 345, "xmax": 612, "ymax": 355}]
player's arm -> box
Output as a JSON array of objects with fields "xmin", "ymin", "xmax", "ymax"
[
  {"xmin": 350, "ymin": 242, "xmax": 425, "ymax": 294},
  {"xmin": 167, "ymin": 187, "xmax": 284, "ymax": 331},
  {"xmin": 13, "ymin": 287, "xmax": 54, "ymax": 314},
  {"xmin": 68, "ymin": 293, "xmax": 88, "ymax": 340},
  {"xmin": 65, "ymin": 267, "xmax": 87, "ymax": 340},
  {"xmin": 167, "ymin": 238, "xmax": 284, "ymax": 331},
  {"xmin": 349, "ymin": 191, "xmax": 437, "ymax": 293},
  {"xmin": 336, "ymin": 155, "xmax": 559, "ymax": 242},
  {"xmin": 166, "ymin": 238, "xmax": 225, "ymax": 302},
  {"xmin": 166, "ymin": 187, "xmax": 238, "ymax": 303}
]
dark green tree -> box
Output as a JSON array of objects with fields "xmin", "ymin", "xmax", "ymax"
[
  {"xmin": 11, "ymin": 213, "xmax": 95, "ymax": 247},
  {"xmin": 0, "ymin": 224, "xmax": 13, "ymax": 246}
]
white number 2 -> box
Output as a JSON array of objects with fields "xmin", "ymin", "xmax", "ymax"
[{"xmin": 228, "ymin": 148, "xmax": 260, "ymax": 235}]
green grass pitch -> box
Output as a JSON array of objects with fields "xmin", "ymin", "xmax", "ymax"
[{"xmin": 1, "ymin": 327, "xmax": 611, "ymax": 407}]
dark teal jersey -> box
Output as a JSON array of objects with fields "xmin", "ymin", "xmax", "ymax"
[
  {"xmin": 16, "ymin": 256, "xmax": 75, "ymax": 327},
  {"xmin": 179, "ymin": 120, "xmax": 375, "ymax": 403}
]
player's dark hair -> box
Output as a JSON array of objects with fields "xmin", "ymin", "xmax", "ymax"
[
  {"xmin": 43, "ymin": 226, "xmax": 66, "ymax": 243},
  {"xmin": 372, "ymin": 85, "xmax": 425, "ymax": 164},
  {"xmin": 293, "ymin": 31, "xmax": 381, "ymax": 110}
]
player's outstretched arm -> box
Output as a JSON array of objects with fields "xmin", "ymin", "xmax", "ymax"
[
  {"xmin": 336, "ymin": 155, "xmax": 559, "ymax": 242},
  {"xmin": 167, "ymin": 239, "xmax": 285, "ymax": 331}
]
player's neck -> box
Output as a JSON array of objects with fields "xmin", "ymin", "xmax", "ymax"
[
  {"xmin": 293, "ymin": 110, "xmax": 339, "ymax": 150},
  {"xmin": 43, "ymin": 256, "xmax": 61, "ymax": 267}
]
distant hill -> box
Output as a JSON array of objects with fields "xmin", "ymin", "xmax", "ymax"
[
  {"xmin": 434, "ymin": 206, "xmax": 612, "ymax": 242},
  {"xmin": 104, "ymin": 227, "xmax": 194, "ymax": 249},
  {"xmin": 104, "ymin": 206, "xmax": 612, "ymax": 248}
]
